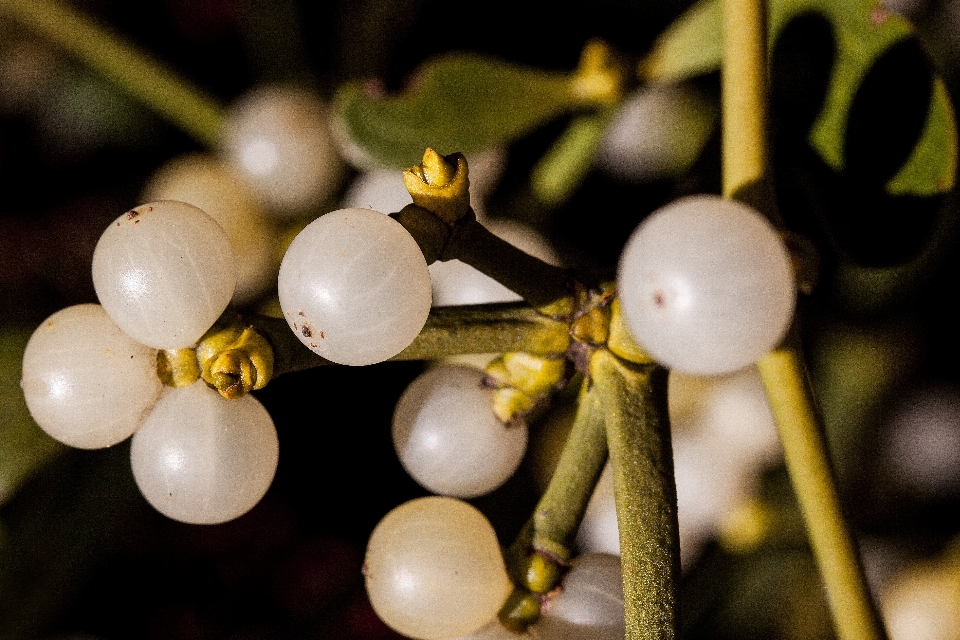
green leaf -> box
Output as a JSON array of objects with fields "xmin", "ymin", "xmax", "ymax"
[
  {"xmin": 639, "ymin": 0, "xmax": 722, "ymax": 83},
  {"xmin": 886, "ymin": 77, "xmax": 958, "ymax": 195},
  {"xmin": 641, "ymin": 0, "xmax": 957, "ymax": 196},
  {"xmin": 530, "ymin": 110, "xmax": 614, "ymax": 207},
  {"xmin": 0, "ymin": 328, "xmax": 62, "ymax": 507},
  {"xmin": 333, "ymin": 53, "xmax": 588, "ymax": 169}
]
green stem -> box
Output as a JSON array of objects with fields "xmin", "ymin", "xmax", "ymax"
[
  {"xmin": 0, "ymin": 0, "xmax": 225, "ymax": 146},
  {"xmin": 721, "ymin": 0, "xmax": 887, "ymax": 637},
  {"xmin": 498, "ymin": 374, "xmax": 609, "ymax": 630},
  {"xmin": 245, "ymin": 302, "xmax": 571, "ymax": 377},
  {"xmin": 721, "ymin": 0, "xmax": 777, "ymax": 215},
  {"xmin": 595, "ymin": 349, "xmax": 679, "ymax": 640},
  {"xmin": 442, "ymin": 216, "xmax": 573, "ymax": 315},
  {"xmin": 529, "ymin": 376, "xmax": 608, "ymax": 563},
  {"xmin": 758, "ymin": 348, "xmax": 888, "ymax": 640}
]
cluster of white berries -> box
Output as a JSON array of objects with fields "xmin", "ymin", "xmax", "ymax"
[
  {"xmin": 19, "ymin": 74, "xmax": 799, "ymax": 640},
  {"xmin": 22, "ymin": 201, "xmax": 278, "ymax": 525}
]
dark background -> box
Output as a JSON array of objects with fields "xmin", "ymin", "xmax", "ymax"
[{"xmin": 2, "ymin": 0, "xmax": 960, "ymax": 638}]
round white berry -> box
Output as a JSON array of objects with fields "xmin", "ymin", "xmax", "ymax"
[
  {"xmin": 617, "ymin": 195, "xmax": 795, "ymax": 375},
  {"xmin": 91, "ymin": 200, "xmax": 236, "ymax": 349},
  {"xmin": 392, "ymin": 365, "xmax": 527, "ymax": 498},
  {"xmin": 220, "ymin": 85, "xmax": 345, "ymax": 216},
  {"xmin": 21, "ymin": 304, "xmax": 162, "ymax": 449},
  {"xmin": 277, "ymin": 207, "xmax": 432, "ymax": 366},
  {"xmin": 141, "ymin": 153, "xmax": 277, "ymax": 305},
  {"xmin": 130, "ymin": 381, "xmax": 279, "ymax": 525},
  {"xmin": 364, "ymin": 496, "xmax": 512, "ymax": 640}
]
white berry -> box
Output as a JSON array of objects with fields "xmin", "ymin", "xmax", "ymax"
[
  {"xmin": 277, "ymin": 207, "xmax": 432, "ymax": 366},
  {"xmin": 617, "ymin": 195, "xmax": 795, "ymax": 375},
  {"xmin": 141, "ymin": 153, "xmax": 277, "ymax": 305},
  {"xmin": 393, "ymin": 365, "xmax": 527, "ymax": 498},
  {"xmin": 91, "ymin": 200, "xmax": 237, "ymax": 349},
  {"xmin": 364, "ymin": 496, "xmax": 512, "ymax": 640},
  {"xmin": 21, "ymin": 304, "xmax": 162, "ymax": 449},
  {"xmin": 130, "ymin": 381, "xmax": 279, "ymax": 525},
  {"xmin": 220, "ymin": 85, "xmax": 345, "ymax": 216}
]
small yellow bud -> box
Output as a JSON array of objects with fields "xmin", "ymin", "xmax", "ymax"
[
  {"xmin": 570, "ymin": 39, "xmax": 624, "ymax": 106},
  {"xmin": 196, "ymin": 323, "xmax": 274, "ymax": 399},
  {"xmin": 501, "ymin": 352, "xmax": 566, "ymax": 397},
  {"xmin": 403, "ymin": 148, "xmax": 471, "ymax": 225},
  {"xmin": 522, "ymin": 553, "xmax": 563, "ymax": 594},
  {"xmin": 492, "ymin": 387, "xmax": 536, "ymax": 424},
  {"xmin": 498, "ymin": 588, "xmax": 542, "ymax": 632},
  {"xmin": 570, "ymin": 305, "xmax": 612, "ymax": 346},
  {"xmin": 486, "ymin": 352, "xmax": 567, "ymax": 422}
]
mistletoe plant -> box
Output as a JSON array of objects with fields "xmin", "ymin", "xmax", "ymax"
[{"xmin": 2, "ymin": 0, "xmax": 958, "ymax": 638}]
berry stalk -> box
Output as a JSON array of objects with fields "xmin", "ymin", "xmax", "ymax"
[
  {"xmin": 226, "ymin": 303, "xmax": 571, "ymax": 384},
  {"xmin": 757, "ymin": 348, "xmax": 888, "ymax": 640},
  {"xmin": 497, "ymin": 373, "xmax": 609, "ymax": 631},
  {"xmin": 399, "ymin": 149, "xmax": 574, "ymax": 316},
  {"xmin": 442, "ymin": 215, "xmax": 573, "ymax": 315},
  {"xmin": 528, "ymin": 376, "xmax": 608, "ymax": 564}
]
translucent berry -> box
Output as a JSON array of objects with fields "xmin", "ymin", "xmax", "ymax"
[
  {"xmin": 277, "ymin": 207, "xmax": 432, "ymax": 366},
  {"xmin": 130, "ymin": 381, "xmax": 279, "ymax": 524},
  {"xmin": 21, "ymin": 304, "xmax": 161, "ymax": 449},
  {"xmin": 393, "ymin": 365, "xmax": 527, "ymax": 498},
  {"xmin": 91, "ymin": 201, "xmax": 236, "ymax": 349},
  {"xmin": 617, "ymin": 195, "xmax": 795, "ymax": 375},
  {"xmin": 364, "ymin": 496, "xmax": 512, "ymax": 639}
]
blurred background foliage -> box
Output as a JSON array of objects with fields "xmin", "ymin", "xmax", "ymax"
[{"xmin": 2, "ymin": 0, "xmax": 960, "ymax": 638}]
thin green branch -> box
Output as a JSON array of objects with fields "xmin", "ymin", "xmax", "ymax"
[
  {"xmin": 721, "ymin": 1, "xmax": 888, "ymax": 637},
  {"xmin": 241, "ymin": 302, "xmax": 571, "ymax": 378},
  {"xmin": 528, "ymin": 377, "xmax": 608, "ymax": 563},
  {"xmin": 0, "ymin": 0, "xmax": 226, "ymax": 146},
  {"xmin": 758, "ymin": 348, "xmax": 888, "ymax": 640},
  {"xmin": 442, "ymin": 215, "xmax": 573, "ymax": 315},
  {"xmin": 721, "ymin": 0, "xmax": 770, "ymax": 207},
  {"xmin": 502, "ymin": 375, "xmax": 609, "ymax": 571},
  {"xmin": 498, "ymin": 376, "xmax": 608, "ymax": 630},
  {"xmin": 596, "ymin": 349, "xmax": 679, "ymax": 640}
]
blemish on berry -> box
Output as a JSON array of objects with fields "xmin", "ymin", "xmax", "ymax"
[
  {"xmin": 653, "ymin": 291, "xmax": 666, "ymax": 308},
  {"xmin": 126, "ymin": 210, "xmax": 139, "ymax": 220},
  {"xmin": 320, "ymin": 331, "xmax": 325, "ymax": 339},
  {"xmin": 301, "ymin": 325, "xmax": 312, "ymax": 338},
  {"xmin": 298, "ymin": 311, "xmax": 305, "ymax": 316},
  {"xmin": 309, "ymin": 342, "xmax": 317, "ymax": 348}
]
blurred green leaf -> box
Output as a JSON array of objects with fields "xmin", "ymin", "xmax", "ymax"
[
  {"xmin": 333, "ymin": 53, "xmax": 590, "ymax": 168},
  {"xmin": 641, "ymin": 0, "xmax": 957, "ymax": 196},
  {"xmin": 531, "ymin": 109, "xmax": 613, "ymax": 207},
  {"xmin": 0, "ymin": 328, "xmax": 62, "ymax": 507},
  {"xmin": 886, "ymin": 77, "xmax": 957, "ymax": 195}
]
